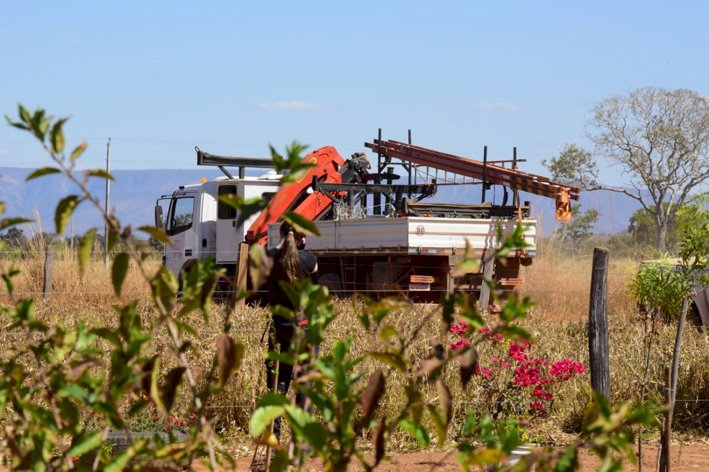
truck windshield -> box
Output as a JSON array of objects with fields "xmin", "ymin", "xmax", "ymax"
[{"xmin": 168, "ymin": 197, "xmax": 195, "ymax": 235}]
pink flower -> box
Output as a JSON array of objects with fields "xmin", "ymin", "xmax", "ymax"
[
  {"xmin": 476, "ymin": 365, "xmax": 492, "ymax": 379},
  {"xmin": 550, "ymin": 360, "xmax": 585, "ymax": 381},
  {"xmin": 513, "ymin": 362, "xmax": 541, "ymax": 387},
  {"xmin": 449, "ymin": 321, "xmax": 469, "ymax": 337},
  {"xmin": 450, "ymin": 338, "xmax": 471, "ymax": 350},
  {"xmin": 531, "ymin": 386, "xmax": 553, "ymax": 401},
  {"xmin": 509, "ymin": 341, "xmax": 529, "ymax": 362}
]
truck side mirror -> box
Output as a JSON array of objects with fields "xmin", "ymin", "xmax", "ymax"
[{"xmin": 154, "ymin": 205, "xmax": 164, "ymax": 231}]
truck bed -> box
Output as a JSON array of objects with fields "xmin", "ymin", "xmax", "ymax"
[{"xmin": 268, "ymin": 217, "xmax": 537, "ymax": 255}]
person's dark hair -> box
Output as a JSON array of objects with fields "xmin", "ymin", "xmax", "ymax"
[{"xmin": 279, "ymin": 221, "xmax": 305, "ymax": 282}]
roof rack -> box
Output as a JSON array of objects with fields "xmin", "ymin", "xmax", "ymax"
[{"xmin": 195, "ymin": 147, "xmax": 274, "ymax": 179}]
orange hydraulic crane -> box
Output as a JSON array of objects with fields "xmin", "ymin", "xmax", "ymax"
[{"xmin": 245, "ymin": 146, "xmax": 370, "ymax": 244}]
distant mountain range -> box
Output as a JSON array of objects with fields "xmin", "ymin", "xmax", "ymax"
[{"xmin": 0, "ymin": 167, "xmax": 642, "ymax": 237}]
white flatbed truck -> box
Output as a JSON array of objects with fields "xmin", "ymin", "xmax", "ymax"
[{"xmin": 157, "ymin": 139, "xmax": 577, "ymax": 301}]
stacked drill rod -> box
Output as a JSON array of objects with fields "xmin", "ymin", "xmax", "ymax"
[{"xmin": 364, "ymin": 140, "xmax": 580, "ymax": 202}]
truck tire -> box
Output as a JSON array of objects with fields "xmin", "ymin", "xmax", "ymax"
[{"xmin": 319, "ymin": 273, "xmax": 343, "ymax": 296}]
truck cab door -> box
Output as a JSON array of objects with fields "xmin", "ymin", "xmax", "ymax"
[
  {"xmin": 166, "ymin": 195, "xmax": 197, "ymax": 277},
  {"xmin": 216, "ymin": 185, "xmax": 239, "ymax": 263}
]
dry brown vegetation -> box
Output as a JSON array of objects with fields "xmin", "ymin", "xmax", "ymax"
[{"xmin": 1, "ymin": 250, "xmax": 707, "ymax": 455}]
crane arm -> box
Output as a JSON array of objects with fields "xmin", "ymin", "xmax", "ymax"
[{"xmin": 245, "ymin": 146, "xmax": 369, "ymax": 245}]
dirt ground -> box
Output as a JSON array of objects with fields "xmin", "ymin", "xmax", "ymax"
[{"xmin": 234, "ymin": 441, "xmax": 709, "ymax": 471}]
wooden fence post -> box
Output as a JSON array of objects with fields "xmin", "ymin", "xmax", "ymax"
[
  {"xmin": 658, "ymin": 366, "xmax": 673, "ymax": 472},
  {"xmin": 588, "ymin": 247, "xmax": 610, "ymax": 399},
  {"xmin": 43, "ymin": 241, "xmax": 54, "ymax": 299},
  {"xmin": 235, "ymin": 243, "xmax": 249, "ymax": 306},
  {"xmin": 478, "ymin": 250, "xmax": 495, "ymax": 311}
]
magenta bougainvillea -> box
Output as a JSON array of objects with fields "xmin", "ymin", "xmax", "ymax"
[{"xmin": 449, "ymin": 321, "xmax": 585, "ymax": 418}]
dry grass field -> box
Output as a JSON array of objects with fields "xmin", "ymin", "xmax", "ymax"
[{"xmin": 1, "ymin": 248, "xmax": 707, "ymax": 458}]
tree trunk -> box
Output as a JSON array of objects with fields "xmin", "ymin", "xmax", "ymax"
[{"xmin": 656, "ymin": 222, "xmax": 667, "ymax": 252}]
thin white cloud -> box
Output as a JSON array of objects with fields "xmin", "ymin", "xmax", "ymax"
[
  {"xmin": 259, "ymin": 100, "xmax": 323, "ymax": 111},
  {"xmin": 473, "ymin": 101, "xmax": 519, "ymax": 112}
]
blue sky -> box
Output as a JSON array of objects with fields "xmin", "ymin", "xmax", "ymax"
[{"xmin": 1, "ymin": 0, "xmax": 707, "ymax": 186}]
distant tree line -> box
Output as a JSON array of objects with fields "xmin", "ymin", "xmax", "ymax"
[{"xmin": 0, "ymin": 226, "xmax": 163, "ymax": 255}]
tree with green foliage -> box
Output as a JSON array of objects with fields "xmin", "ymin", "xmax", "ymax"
[
  {"xmin": 558, "ymin": 205, "xmax": 600, "ymax": 255},
  {"xmin": 0, "ymin": 226, "xmax": 27, "ymax": 248},
  {"xmin": 542, "ymin": 144, "xmax": 598, "ymax": 189},
  {"xmin": 545, "ymin": 87, "xmax": 709, "ymax": 252},
  {"xmin": 627, "ymin": 197, "xmax": 707, "ymax": 254}
]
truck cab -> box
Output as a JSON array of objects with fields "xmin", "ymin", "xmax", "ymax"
[{"xmin": 157, "ymin": 174, "xmax": 280, "ymax": 278}]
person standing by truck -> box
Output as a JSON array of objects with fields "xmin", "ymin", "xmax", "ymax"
[{"xmin": 264, "ymin": 221, "xmax": 318, "ymax": 439}]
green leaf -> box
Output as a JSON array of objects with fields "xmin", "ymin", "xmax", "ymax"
[
  {"xmin": 452, "ymin": 259, "xmax": 479, "ymax": 277},
  {"xmin": 249, "ymin": 405, "xmax": 286, "ymax": 437},
  {"xmin": 70, "ymin": 141, "xmax": 88, "ymax": 162},
  {"xmin": 427, "ymin": 404, "xmax": 447, "ymax": 446},
  {"xmin": 107, "ymin": 227, "xmax": 119, "ymax": 252},
  {"xmin": 555, "ymin": 445, "xmax": 579, "ymax": 472},
  {"xmin": 111, "ymin": 252, "xmax": 130, "ymax": 296},
  {"xmin": 90, "ymin": 327, "xmax": 122, "ymax": 348},
  {"xmin": 84, "ymin": 169, "xmax": 114, "ymax": 180},
  {"xmin": 283, "ymin": 211, "xmax": 320, "ymax": 236},
  {"xmin": 138, "ymin": 225, "xmax": 171, "ymax": 245},
  {"xmin": 67, "ymin": 431, "xmax": 104, "ymax": 458},
  {"xmin": 378, "ymin": 325, "xmax": 398, "ymax": 340},
  {"xmin": 49, "ymin": 118, "xmax": 68, "ymax": 154},
  {"xmin": 78, "ymin": 228, "xmax": 97, "ymax": 276},
  {"xmin": 284, "ymin": 405, "xmax": 327, "ymax": 449},
  {"xmin": 0, "ymin": 217, "xmax": 31, "ymax": 232},
  {"xmin": 399, "ymin": 419, "xmax": 430, "ymax": 447},
  {"xmin": 30, "ymin": 108, "xmax": 49, "ymax": 140},
  {"xmin": 18, "ymin": 104, "xmax": 31, "ymax": 124},
  {"xmin": 55, "ymin": 195, "xmax": 80, "ymax": 234},
  {"xmin": 256, "ymin": 392, "xmax": 290, "ymax": 408},
  {"xmin": 4, "ymin": 116, "xmax": 30, "ymax": 130},
  {"xmin": 26, "ymin": 167, "xmax": 61, "ymax": 181},
  {"xmin": 151, "ymin": 266, "xmax": 178, "ymax": 313},
  {"xmin": 150, "ymin": 357, "xmax": 165, "ymax": 411},
  {"xmin": 57, "ymin": 384, "xmax": 88, "ymax": 402}
]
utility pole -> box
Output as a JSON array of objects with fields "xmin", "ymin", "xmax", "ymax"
[
  {"xmin": 70, "ymin": 215, "xmax": 75, "ymax": 261},
  {"xmin": 104, "ymin": 138, "xmax": 111, "ymax": 267}
]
